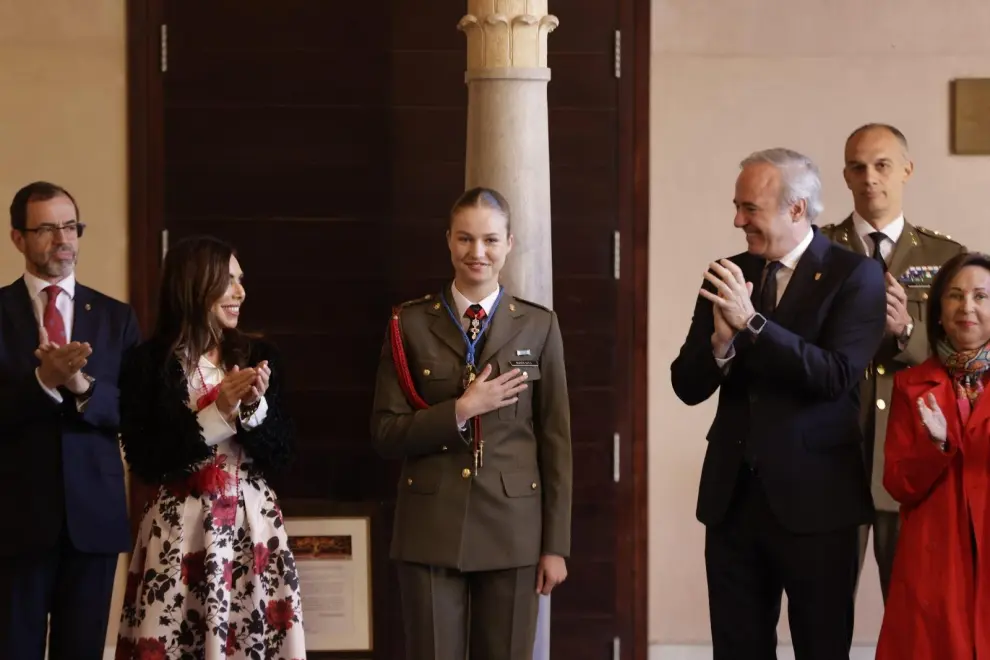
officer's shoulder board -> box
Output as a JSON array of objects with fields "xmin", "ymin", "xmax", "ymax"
[
  {"xmin": 399, "ymin": 293, "xmax": 433, "ymax": 307},
  {"xmin": 817, "ymin": 221, "xmax": 849, "ymax": 240},
  {"xmin": 914, "ymin": 225, "xmax": 963, "ymax": 246},
  {"xmin": 511, "ymin": 295, "xmax": 552, "ymax": 314},
  {"xmin": 396, "ymin": 293, "xmax": 434, "ymax": 310}
]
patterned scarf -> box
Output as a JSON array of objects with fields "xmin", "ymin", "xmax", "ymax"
[{"xmin": 936, "ymin": 338, "xmax": 990, "ymax": 411}]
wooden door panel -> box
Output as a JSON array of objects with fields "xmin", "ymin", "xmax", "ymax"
[
  {"xmin": 167, "ymin": 108, "xmax": 388, "ymax": 164},
  {"xmin": 549, "ymin": 109, "xmax": 618, "ymax": 164},
  {"xmin": 391, "ymin": 0, "xmax": 463, "ymax": 50},
  {"xmin": 169, "ymin": 0, "xmax": 386, "ymax": 49},
  {"xmin": 393, "ymin": 108, "xmax": 466, "ymax": 161},
  {"xmin": 572, "ymin": 501, "xmax": 619, "ymax": 561},
  {"xmin": 392, "ymin": 52, "xmax": 466, "ymax": 106},
  {"xmin": 550, "ymin": 171, "xmax": 617, "ymax": 223}
]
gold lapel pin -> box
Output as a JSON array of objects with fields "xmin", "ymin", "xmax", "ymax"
[
  {"xmin": 84, "ymin": 303, "xmax": 92, "ymax": 311},
  {"xmin": 509, "ymin": 303, "xmax": 516, "ymax": 312},
  {"xmin": 814, "ymin": 273, "xmax": 822, "ymax": 281},
  {"xmin": 433, "ymin": 302, "xmax": 441, "ymax": 310}
]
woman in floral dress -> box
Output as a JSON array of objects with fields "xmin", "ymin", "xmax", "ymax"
[{"xmin": 115, "ymin": 236, "xmax": 305, "ymax": 659}]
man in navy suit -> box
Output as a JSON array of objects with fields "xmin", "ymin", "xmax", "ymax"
[
  {"xmin": 0, "ymin": 182, "xmax": 140, "ymax": 659},
  {"xmin": 670, "ymin": 149, "xmax": 886, "ymax": 660}
]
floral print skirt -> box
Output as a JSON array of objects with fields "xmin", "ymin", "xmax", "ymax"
[{"xmin": 115, "ymin": 450, "xmax": 306, "ymax": 660}]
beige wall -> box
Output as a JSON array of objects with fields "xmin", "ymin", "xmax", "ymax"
[
  {"xmin": 0, "ymin": 0, "xmax": 129, "ymax": 650},
  {"xmin": 649, "ymin": 0, "xmax": 990, "ymax": 646},
  {"xmin": 0, "ymin": 0, "xmax": 128, "ymax": 297}
]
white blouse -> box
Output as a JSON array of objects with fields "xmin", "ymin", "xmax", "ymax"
[{"xmin": 187, "ymin": 355, "xmax": 269, "ymax": 448}]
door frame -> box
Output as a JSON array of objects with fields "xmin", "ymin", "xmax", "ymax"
[{"xmin": 125, "ymin": 1, "xmax": 651, "ymax": 657}]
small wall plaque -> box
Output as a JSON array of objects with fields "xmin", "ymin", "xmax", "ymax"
[{"xmin": 951, "ymin": 78, "xmax": 990, "ymax": 155}]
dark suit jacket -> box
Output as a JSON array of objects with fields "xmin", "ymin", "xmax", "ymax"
[
  {"xmin": 370, "ymin": 287, "xmax": 572, "ymax": 572},
  {"xmin": 670, "ymin": 228, "xmax": 886, "ymax": 534},
  {"xmin": 0, "ymin": 277, "xmax": 140, "ymax": 555}
]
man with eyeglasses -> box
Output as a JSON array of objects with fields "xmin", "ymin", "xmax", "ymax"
[{"xmin": 0, "ymin": 181, "xmax": 140, "ymax": 659}]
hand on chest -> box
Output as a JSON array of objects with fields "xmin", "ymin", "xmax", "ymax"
[{"xmin": 413, "ymin": 330, "xmax": 544, "ymax": 418}]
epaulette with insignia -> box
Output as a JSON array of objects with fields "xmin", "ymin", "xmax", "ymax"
[
  {"xmin": 511, "ymin": 295, "xmax": 551, "ymax": 313},
  {"xmin": 915, "ymin": 226, "xmax": 961, "ymax": 244},
  {"xmin": 899, "ymin": 266, "xmax": 940, "ymax": 288},
  {"xmin": 397, "ymin": 293, "xmax": 433, "ymax": 308}
]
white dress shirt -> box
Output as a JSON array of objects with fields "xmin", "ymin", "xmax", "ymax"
[
  {"xmin": 852, "ymin": 211, "xmax": 904, "ymax": 263},
  {"xmin": 450, "ymin": 283, "xmax": 501, "ymax": 331},
  {"xmin": 188, "ymin": 355, "xmax": 269, "ymax": 448},
  {"xmin": 716, "ymin": 227, "xmax": 815, "ymax": 366},
  {"xmin": 25, "ymin": 271, "xmax": 79, "ymax": 405}
]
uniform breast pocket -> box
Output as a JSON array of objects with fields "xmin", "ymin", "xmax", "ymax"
[
  {"xmin": 415, "ymin": 361, "xmax": 459, "ymax": 402},
  {"xmin": 496, "ymin": 358, "xmax": 542, "ymax": 420},
  {"xmin": 906, "ymin": 286, "xmax": 930, "ymax": 323}
]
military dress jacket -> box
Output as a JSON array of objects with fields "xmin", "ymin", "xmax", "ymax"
[
  {"xmin": 821, "ymin": 216, "xmax": 965, "ymax": 511},
  {"xmin": 370, "ymin": 286, "xmax": 573, "ymax": 572}
]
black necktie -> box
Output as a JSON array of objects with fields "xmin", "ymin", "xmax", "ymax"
[
  {"xmin": 759, "ymin": 261, "xmax": 783, "ymax": 316},
  {"xmin": 868, "ymin": 231, "xmax": 888, "ymax": 271}
]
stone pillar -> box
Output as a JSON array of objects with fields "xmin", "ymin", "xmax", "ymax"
[
  {"xmin": 459, "ymin": 0, "xmax": 559, "ymax": 308},
  {"xmin": 459, "ymin": 3, "xmax": 558, "ymax": 658}
]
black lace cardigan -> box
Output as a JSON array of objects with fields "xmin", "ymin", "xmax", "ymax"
[{"xmin": 119, "ymin": 337, "xmax": 295, "ymax": 484}]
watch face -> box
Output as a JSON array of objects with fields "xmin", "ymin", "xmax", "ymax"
[{"xmin": 748, "ymin": 314, "xmax": 767, "ymax": 333}]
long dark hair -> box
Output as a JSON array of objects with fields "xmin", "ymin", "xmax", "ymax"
[
  {"xmin": 926, "ymin": 251, "xmax": 990, "ymax": 355},
  {"xmin": 154, "ymin": 235, "xmax": 253, "ymax": 374}
]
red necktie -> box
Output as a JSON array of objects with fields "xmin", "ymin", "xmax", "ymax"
[
  {"xmin": 464, "ymin": 304, "xmax": 486, "ymax": 342},
  {"xmin": 43, "ymin": 285, "xmax": 67, "ymax": 346}
]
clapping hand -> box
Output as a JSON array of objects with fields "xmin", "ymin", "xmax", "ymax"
[
  {"xmin": 34, "ymin": 327, "xmax": 92, "ymax": 391},
  {"xmin": 241, "ymin": 360, "xmax": 271, "ymax": 406},
  {"xmin": 917, "ymin": 393, "xmax": 947, "ymax": 448},
  {"xmin": 700, "ymin": 260, "xmax": 756, "ymax": 331},
  {"xmin": 216, "ymin": 366, "xmax": 258, "ymax": 420}
]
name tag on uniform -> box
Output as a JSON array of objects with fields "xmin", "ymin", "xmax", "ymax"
[{"xmin": 509, "ymin": 360, "xmax": 539, "ymax": 368}]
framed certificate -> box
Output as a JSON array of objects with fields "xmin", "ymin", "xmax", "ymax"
[{"xmin": 282, "ymin": 502, "xmax": 374, "ymax": 654}]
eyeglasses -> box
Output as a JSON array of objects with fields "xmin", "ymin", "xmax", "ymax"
[{"xmin": 21, "ymin": 222, "xmax": 86, "ymax": 238}]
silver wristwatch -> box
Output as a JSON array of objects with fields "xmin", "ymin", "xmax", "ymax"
[{"xmin": 746, "ymin": 312, "xmax": 768, "ymax": 336}]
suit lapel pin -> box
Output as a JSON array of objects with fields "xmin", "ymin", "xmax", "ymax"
[
  {"xmin": 84, "ymin": 303, "xmax": 92, "ymax": 311},
  {"xmin": 433, "ymin": 302, "xmax": 441, "ymax": 310},
  {"xmin": 814, "ymin": 273, "xmax": 821, "ymax": 281}
]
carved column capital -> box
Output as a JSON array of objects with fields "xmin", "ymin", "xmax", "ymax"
[{"xmin": 458, "ymin": 0, "xmax": 558, "ymax": 70}]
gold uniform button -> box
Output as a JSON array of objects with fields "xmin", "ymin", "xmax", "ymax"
[
  {"xmin": 423, "ymin": 368, "xmax": 431, "ymax": 376},
  {"xmin": 876, "ymin": 365, "xmax": 886, "ymax": 375},
  {"xmin": 922, "ymin": 292, "xmax": 929, "ymax": 300},
  {"xmin": 531, "ymin": 482, "xmax": 537, "ymax": 490},
  {"xmin": 407, "ymin": 478, "xmax": 413, "ymax": 486},
  {"xmin": 461, "ymin": 468, "xmax": 471, "ymax": 479},
  {"xmin": 877, "ymin": 399, "xmax": 886, "ymax": 411}
]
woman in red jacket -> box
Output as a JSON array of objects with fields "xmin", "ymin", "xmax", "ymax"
[{"xmin": 878, "ymin": 251, "xmax": 990, "ymax": 659}]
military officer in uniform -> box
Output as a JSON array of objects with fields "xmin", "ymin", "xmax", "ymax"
[
  {"xmin": 370, "ymin": 187, "xmax": 572, "ymax": 660},
  {"xmin": 821, "ymin": 123, "xmax": 966, "ymax": 600}
]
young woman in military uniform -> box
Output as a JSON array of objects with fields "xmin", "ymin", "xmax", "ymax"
[{"xmin": 371, "ymin": 187, "xmax": 572, "ymax": 660}]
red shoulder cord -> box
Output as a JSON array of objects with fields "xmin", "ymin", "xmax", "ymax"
[
  {"xmin": 389, "ymin": 307, "xmax": 429, "ymax": 410},
  {"xmin": 388, "ymin": 307, "xmax": 483, "ymax": 464}
]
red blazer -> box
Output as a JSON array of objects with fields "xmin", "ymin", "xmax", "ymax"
[{"xmin": 876, "ymin": 356, "xmax": 990, "ymax": 660}]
